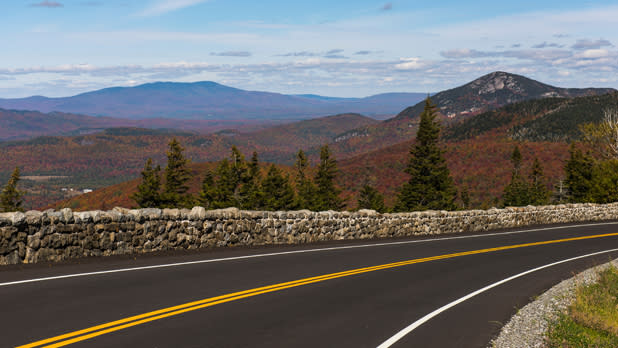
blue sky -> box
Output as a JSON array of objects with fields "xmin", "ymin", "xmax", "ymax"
[{"xmin": 1, "ymin": 0, "xmax": 617, "ymax": 97}]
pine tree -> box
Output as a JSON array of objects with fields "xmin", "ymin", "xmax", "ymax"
[
  {"xmin": 295, "ymin": 149, "xmax": 317, "ymax": 210},
  {"xmin": 162, "ymin": 138, "xmax": 192, "ymax": 208},
  {"xmin": 503, "ymin": 146, "xmax": 531, "ymax": 207},
  {"xmin": 564, "ymin": 144, "xmax": 594, "ymax": 203},
  {"xmin": 395, "ymin": 97, "xmax": 456, "ymax": 211},
  {"xmin": 131, "ymin": 158, "xmax": 162, "ymax": 208},
  {"xmin": 529, "ymin": 157, "xmax": 550, "ymax": 205},
  {"xmin": 357, "ymin": 184, "xmax": 386, "ymax": 213},
  {"xmin": 0, "ymin": 167, "xmax": 23, "ymax": 212},
  {"xmin": 314, "ymin": 145, "xmax": 343, "ymax": 211},
  {"xmin": 261, "ymin": 164, "xmax": 296, "ymax": 211},
  {"xmin": 590, "ymin": 159, "xmax": 618, "ymax": 203},
  {"xmin": 229, "ymin": 146, "xmax": 248, "ymax": 206},
  {"xmin": 198, "ymin": 170, "xmax": 217, "ymax": 209},
  {"xmin": 240, "ymin": 151, "xmax": 263, "ymax": 209},
  {"xmin": 211, "ymin": 158, "xmax": 237, "ymax": 208}
]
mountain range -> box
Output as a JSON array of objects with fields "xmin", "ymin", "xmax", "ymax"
[
  {"xmin": 1, "ymin": 71, "xmax": 617, "ymax": 210},
  {"xmin": 0, "ymin": 81, "xmax": 426, "ymax": 120}
]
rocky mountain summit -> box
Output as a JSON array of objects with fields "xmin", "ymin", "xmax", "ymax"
[{"xmin": 392, "ymin": 71, "xmax": 615, "ymax": 122}]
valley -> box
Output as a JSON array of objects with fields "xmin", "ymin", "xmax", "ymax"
[{"xmin": 0, "ymin": 72, "xmax": 614, "ymax": 211}]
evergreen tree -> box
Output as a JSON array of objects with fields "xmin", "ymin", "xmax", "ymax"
[
  {"xmin": 211, "ymin": 158, "xmax": 238, "ymax": 208},
  {"xmin": 564, "ymin": 144, "xmax": 595, "ymax": 203},
  {"xmin": 240, "ymin": 151, "xmax": 263, "ymax": 209},
  {"xmin": 503, "ymin": 146, "xmax": 531, "ymax": 206},
  {"xmin": 131, "ymin": 158, "xmax": 162, "ymax": 208},
  {"xmin": 357, "ymin": 184, "xmax": 386, "ymax": 213},
  {"xmin": 295, "ymin": 149, "xmax": 317, "ymax": 210},
  {"xmin": 395, "ymin": 97, "xmax": 457, "ymax": 211},
  {"xmin": 529, "ymin": 157, "xmax": 550, "ymax": 205},
  {"xmin": 590, "ymin": 159, "xmax": 618, "ymax": 203},
  {"xmin": 0, "ymin": 167, "xmax": 23, "ymax": 212},
  {"xmin": 229, "ymin": 146, "xmax": 249, "ymax": 206},
  {"xmin": 162, "ymin": 138, "xmax": 192, "ymax": 208},
  {"xmin": 314, "ymin": 145, "xmax": 343, "ymax": 211},
  {"xmin": 198, "ymin": 170, "xmax": 217, "ymax": 209},
  {"xmin": 261, "ymin": 164, "xmax": 296, "ymax": 211}
]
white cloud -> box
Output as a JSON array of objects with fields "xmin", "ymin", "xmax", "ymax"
[
  {"xmin": 576, "ymin": 49, "xmax": 610, "ymax": 59},
  {"xmin": 137, "ymin": 0, "xmax": 209, "ymax": 17},
  {"xmin": 394, "ymin": 58, "xmax": 428, "ymax": 70}
]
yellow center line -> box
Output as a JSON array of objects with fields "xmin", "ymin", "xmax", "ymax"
[{"xmin": 19, "ymin": 231, "xmax": 618, "ymax": 348}]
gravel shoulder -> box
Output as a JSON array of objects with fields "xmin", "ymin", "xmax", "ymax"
[{"xmin": 490, "ymin": 258, "xmax": 618, "ymax": 348}]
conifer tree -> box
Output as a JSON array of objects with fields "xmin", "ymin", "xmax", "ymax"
[
  {"xmin": 261, "ymin": 164, "xmax": 296, "ymax": 211},
  {"xmin": 295, "ymin": 149, "xmax": 317, "ymax": 210},
  {"xmin": 395, "ymin": 97, "xmax": 456, "ymax": 211},
  {"xmin": 314, "ymin": 145, "xmax": 343, "ymax": 211},
  {"xmin": 240, "ymin": 151, "xmax": 263, "ymax": 209},
  {"xmin": 131, "ymin": 158, "xmax": 162, "ymax": 208},
  {"xmin": 357, "ymin": 184, "xmax": 386, "ymax": 213},
  {"xmin": 162, "ymin": 138, "xmax": 192, "ymax": 208},
  {"xmin": 564, "ymin": 144, "xmax": 594, "ymax": 203},
  {"xmin": 211, "ymin": 158, "xmax": 237, "ymax": 208},
  {"xmin": 529, "ymin": 157, "xmax": 550, "ymax": 205},
  {"xmin": 503, "ymin": 146, "xmax": 531, "ymax": 206},
  {"xmin": 590, "ymin": 159, "xmax": 618, "ymax": 203},
  {"xmin": 0, "ymin": 167, "xmax": 23, "ymax": 212},
  {"xmin": 229, "ymin": 146, "xmax": 249, "ymax": 206},
  {"xmin": 198, "ymin": 170, "xmax": 217, "ymax": 209}
]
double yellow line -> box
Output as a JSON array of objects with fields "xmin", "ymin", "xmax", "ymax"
[{"xmin": 19, "ymin": 231, "xmax": 618, "ymax": 348}]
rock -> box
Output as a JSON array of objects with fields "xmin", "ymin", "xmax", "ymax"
[{"xmin": 189, "ymin": 207, "xmax": 207, "ymax": 220}]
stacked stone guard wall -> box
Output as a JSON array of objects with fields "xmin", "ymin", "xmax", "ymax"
[{"xmin": 1, "ymin": 203, "xmax": 618, "ymax": 265}]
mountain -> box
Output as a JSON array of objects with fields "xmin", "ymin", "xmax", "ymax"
[
  {"xmin": 0, "ymin": 108, "xmax": 282, "ymax": 141},
  {"xmin": 0, "ymin": 113, "xmax": 375, "ymax": 209},
  {"xmin": 324, "ymin": 71, "xmax": 616, "ymax": 158},
  {"xmin": 392, "ymin": 71, "xmax": 615, "ymax": 122},
  {"xmin": 0, "ymin": 82, "xmax": 426, "ymax": 120}
]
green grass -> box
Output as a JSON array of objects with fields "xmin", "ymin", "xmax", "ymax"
[{"xmin": 546, "ymin": 265, "xmax": 618, "ymax": 347}]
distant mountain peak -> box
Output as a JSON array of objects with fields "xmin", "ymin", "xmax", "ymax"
[
  {"xmin": 469, "ymin": 71, "xmax": 528, "ymax": 95},
  {"xmin": 393, "ymin": 71, "xmax": 615, "ymax": 122}
]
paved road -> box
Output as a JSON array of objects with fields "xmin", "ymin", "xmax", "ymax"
[{"xmin": 3, "ymin": 222, "xmax": 618, "ymax": 348}]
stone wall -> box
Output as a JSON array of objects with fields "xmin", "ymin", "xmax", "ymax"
[{"xmin": 1, "ymin": 203, "xmax": 618, "ymax": 265}]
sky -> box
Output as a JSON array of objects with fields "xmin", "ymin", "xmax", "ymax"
[{"xmin": 1, "ymin": 0, "xmax": 617, "ymax": 98}]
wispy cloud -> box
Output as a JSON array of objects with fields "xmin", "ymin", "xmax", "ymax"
[
  {"xmin": 210, "ymin": 51, "xmax": 252, "ymax": 57},
  {"xmin": 571, "ymin": 39, "xmax": 613, "ymax": 50},
  {"xmin": 138, "ymin": 0, "xmax": 208, "ymax": 17},
  {"xmin": 30, "ymin": 1, "xmax": 63, "ymax": 8},
  {"xmin": 277, "ymin": 51, "xmax": 319, "ymax": 57},
  {"xmin": 532, "ymin": 42, "xmax": 563, "ymax": 49}
]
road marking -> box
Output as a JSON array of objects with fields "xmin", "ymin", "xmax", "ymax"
[
  {"xmin": 17, "ymin": 231, "xmax": 618, "ymax": 348},
  {"xmin": 376, "ymin": 248, "xmax": 618, "ymax": 348},
  {"xmin": 3, "ymin": 221, "xmax": 618, "ymax": 288}
]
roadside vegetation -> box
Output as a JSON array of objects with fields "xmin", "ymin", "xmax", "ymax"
[{"xmin": 546, "ymin": 265, "xmax": 618, "ymax": 347}]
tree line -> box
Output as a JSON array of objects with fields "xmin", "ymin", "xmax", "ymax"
[
  {"xmin": 132, "ymin": 138, "xmax": 347, "ymax": 212},
  {"xmin": 3, "ymin": 97, "xmax": 617, "ymax": 213},
  {"xmin": 133, "ymin": 97, "xmax": 461, "ymax": 212}
]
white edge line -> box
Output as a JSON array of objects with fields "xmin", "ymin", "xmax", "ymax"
[
  {"xmin": 2, "ymin": 221, "xmax": 617, "ymax": 287},
  {"xmin": 376, "ymin": 247, "xmax": 618, "ymax": 348}
]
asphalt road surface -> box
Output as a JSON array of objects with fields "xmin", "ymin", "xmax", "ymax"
[{"xmin": 3, "ymin": 221, "xmax": 618, "ymax": 348}]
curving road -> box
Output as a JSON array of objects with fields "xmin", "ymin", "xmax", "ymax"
[{"xmin": 2, "ymin": 222, "xmax": 618, "ymax": 348}]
